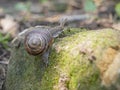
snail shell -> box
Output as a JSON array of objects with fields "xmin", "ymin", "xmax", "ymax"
[{"xmin": 24, "ymin": 28, "xmax": 53, "ymax": 55}]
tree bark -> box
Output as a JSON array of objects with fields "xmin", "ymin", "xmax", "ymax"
[{"xmin": 5, "ymin": 28, "xmax": 120, "ymax": 90}]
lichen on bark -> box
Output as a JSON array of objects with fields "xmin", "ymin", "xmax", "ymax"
[{"xmin": 5, "ymin": 28, "xmax": 120, "ymax": 90}]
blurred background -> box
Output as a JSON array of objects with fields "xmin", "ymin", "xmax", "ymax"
[{"xmin": 0, "ymin": 0, "xmax": 120, "ymax": 90}]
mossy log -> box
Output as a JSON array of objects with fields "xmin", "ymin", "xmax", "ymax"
[{"xmin": 5, "ymin": 28, "xmax": 120, "ymax": 90}]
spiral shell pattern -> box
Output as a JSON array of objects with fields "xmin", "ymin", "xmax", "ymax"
[{"xmin": 24, "ymin": 28, "xmax": 53, "ymax": 55}]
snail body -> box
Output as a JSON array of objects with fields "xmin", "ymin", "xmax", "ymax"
[{"xmin": 24, "ymin": 27, "xmax": 53, "ymax": 55}]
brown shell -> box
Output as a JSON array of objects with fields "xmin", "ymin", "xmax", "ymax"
[{"xmin": 24, "ymin": 28, "xmax": 53, "ymax": 55}]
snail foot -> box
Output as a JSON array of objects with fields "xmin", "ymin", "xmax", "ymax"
[{"xmin": 42, "ymin": 49, "xmax": 50, "ymax": 67}]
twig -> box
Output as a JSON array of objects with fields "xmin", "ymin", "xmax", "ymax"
[
  {"xmin": 45, "ymin": 14, "xmax": 94, "ymax": 23},
  {"xmin": 0, "ymin": 60, "xmax": 9, "ymax": 65}
]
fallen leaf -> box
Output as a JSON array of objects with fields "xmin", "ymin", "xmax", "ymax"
[{"xmin": 0, "ymin": 15, "xmax": 19, "ymax": 37}]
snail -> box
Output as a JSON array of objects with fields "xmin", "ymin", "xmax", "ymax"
[
  {"xmin": 24, "ymin": 28, "xmax": 53, "ymax": 56},
  {"xmin": 12, "ymin": 19, "xmax": 67, "ymax": 66}
]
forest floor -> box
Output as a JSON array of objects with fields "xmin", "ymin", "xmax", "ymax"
[{"xmin": 0, "ymin": 0, "xmax": 120, "ymax": 90}]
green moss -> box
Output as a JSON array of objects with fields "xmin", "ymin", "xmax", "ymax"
[
  {"xmin": 0, "ymin": 33, "xmax": 11, "ymax": 49},
  {"xmin": 6, "ymin": 28, "xmax": 120, "ymax": 90}
]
